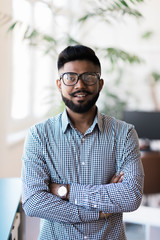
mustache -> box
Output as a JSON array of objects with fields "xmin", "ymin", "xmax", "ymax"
[{"xmin": 69, "ymin": 90, "xmax": 92, "ymax": 97}]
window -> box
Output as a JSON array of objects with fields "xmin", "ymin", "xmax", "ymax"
[{"xmin": 11, "ymin": 0, "xmax": 59, "ymax": 132}]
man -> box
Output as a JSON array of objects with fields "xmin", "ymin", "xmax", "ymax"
[{"xmin": 22, "ymin": 45, "xmax": 144, "ymax": 240}]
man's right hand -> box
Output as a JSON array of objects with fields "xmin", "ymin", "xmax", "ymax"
[{"xmin": 99, "ymin": 171, "xmax": 124, "ymax": 220}]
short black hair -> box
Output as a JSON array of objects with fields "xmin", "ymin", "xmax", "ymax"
[{"xmin": 57, "ymin": 45, "xmax": 101, "ymax": 71}]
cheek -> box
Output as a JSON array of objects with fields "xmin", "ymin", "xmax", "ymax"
[
  {"xmin": 61, "ymin": 85, "xmax": 72, "ymax": 96},
  {"xmin": 92, "ymin": 84, "xmax": 101, "ymax": 93}
]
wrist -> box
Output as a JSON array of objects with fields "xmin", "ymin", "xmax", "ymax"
[
  {"xmin": 57, "ymin": 185, "xmax": 68, "ymax": 199},
  {"xmin": 57, "ymin": 184, "xmax": 70, "ymax": 200},
  {"xmin": 66, "ymin": 184, "xmax": 70, "ymax": 200}
]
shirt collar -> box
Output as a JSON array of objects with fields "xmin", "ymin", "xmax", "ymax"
[
  {"xmin": 62, "ymin": 109, "xmax": 70, "ymax": 133},
  {"xmin": 97, "ymin": 110, "xmax": 104, "ymax": 133},
  {"xmin": 61, "ymin": 108, "xmax": 104, "ymax": 134}
]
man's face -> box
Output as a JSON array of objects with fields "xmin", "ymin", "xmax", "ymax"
[{"xmin": 56, "ymin": 60, "xmax": 104, "ymax": 114}]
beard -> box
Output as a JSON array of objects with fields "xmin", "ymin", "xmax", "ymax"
[{"xmin": 61, "ymin": 91, "xmax": 100, "ymax": 113}]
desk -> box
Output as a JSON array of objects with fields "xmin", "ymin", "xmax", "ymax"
[
  {"xmin": 124, "ymin": 205, "xmax": 160, "ymax": 240},
  {"xmin": 141, "ymin": 151, "xmax": 160, "ymax": 194},
  {"xmin": 0, "ymin": 178, "xmax": 22, "ymax": 240}
]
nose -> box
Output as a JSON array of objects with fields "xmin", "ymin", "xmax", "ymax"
[{"xmin": 74, "ymin": 77, "xmax": 86, "ymax": 89}]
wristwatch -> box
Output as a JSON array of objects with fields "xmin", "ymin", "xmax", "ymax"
[{"xmin": 57, "ymin": 185, "xmax": 68, "ymax": 199}]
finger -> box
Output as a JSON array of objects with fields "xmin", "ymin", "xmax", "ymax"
[
  {"xmin": 117, "ymin": 173, "xmax": 124, "ymax": 183},
  {"xmin": 118, "ymin": 171, "xmax": 124, "ymax": 177},
  {"xmin": 103, "ymin": 213, "xmax": 112, "ymax": 219},
  {"xmin": 111, "ymin": 174, "xmax": 121, "ymax": 183},
  {"xmin": 117, "ymin": 172, "xmax": 124, "ymax": 181},
  {"xmin": 110, "ymin": 172, "xmax": 124, "ymax": 183},
  {"xmin": 119, "ymin": 175, "xmax": 124, "ymax": 182},
  {"xmin": 110, "ymin": 173, "xmax": 117, "ymax": 183}
]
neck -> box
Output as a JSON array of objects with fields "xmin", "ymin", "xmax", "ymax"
[{"xmin": 66, "ymin": 106, "xmax": 97, "ymax": 134}]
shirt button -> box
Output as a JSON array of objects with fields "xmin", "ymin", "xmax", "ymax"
[
  {"xmin": 84, "ymin": 236, "xmax": 87, "ymax": 239},
  {"xmin": 94, "ymin": 204, "xmax": 97, "ymax": 208},
  {"xmin": 75, "ymin": 199, "xmax": 77, "ymax": 204},
  {"xmin": 82, "ymin": 137, "xmax": 85, "ymax": 142},
  {"xmin": 82, "ymin": 162, "xmax": 85, "ymax": 165}
]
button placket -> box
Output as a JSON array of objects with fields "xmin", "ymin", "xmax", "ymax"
[
  {"xmin": 81, "ymin": 137, "xmax": 85, "ymax": 142},
  {"xmin": 81, "ymin": 136, "xmax": 86, "ymax": 166}
]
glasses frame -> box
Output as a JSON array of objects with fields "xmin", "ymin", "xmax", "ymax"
[{"xmin": 60, "ymin": 72, "xmax": 101, "ymax": 86}]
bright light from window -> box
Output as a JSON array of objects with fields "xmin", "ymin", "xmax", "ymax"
[
  {"xmin": 11, "ymin": 0, "xmax": 32, "ymax": 120},
  {"xmin": 11, "ymin": 0, "xmax": 55, "ymax": 121},
  {"xmin": 11, "ymin": 40, "xmax": 31, "ymax": 119}
]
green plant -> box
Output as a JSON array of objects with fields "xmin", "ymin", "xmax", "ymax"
[
  {"xmin": 1, "ymin": 0, "xmax": 145, "ymax": 118},
  {"xmin": 79, "ymin": 0, "xmax": 144, "ymax": 23}
]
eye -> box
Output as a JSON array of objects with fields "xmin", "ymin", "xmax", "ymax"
[
  {"xmin": 68, "ymin": 76, "xmax": 76, "ymax": 82},
  {"xmin": 62, "ymin": 73, "xmax": 77, "ymax": 85},
  {"xmin": 83, "ymin": 73, "xmax": 97, "ymax": 81}
]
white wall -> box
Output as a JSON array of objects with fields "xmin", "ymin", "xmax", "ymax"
[{"xmin": 0, "ymin": 0, "xmax": 24, "ymax": 178}]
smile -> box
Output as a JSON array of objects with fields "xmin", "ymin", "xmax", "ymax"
[
  {"xmin": 70, "ymin": 90, "xmax": 91, "ymax": 98},
  {"xmin": 74, "ymin": 94, "xmax": 86, "ymax": 98}
]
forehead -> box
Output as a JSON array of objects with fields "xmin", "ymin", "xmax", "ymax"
[{"xmin": 59, "ymin": 60, "xmax": 100, "ymax": 74}]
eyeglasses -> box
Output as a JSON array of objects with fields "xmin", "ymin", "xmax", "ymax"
[{"xmin": 60, "ymin": 72, "xmax": 100, "ymax": 86}]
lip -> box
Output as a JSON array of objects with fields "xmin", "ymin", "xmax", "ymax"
[
  {"xmin": 73, "ymin": 91, "xmax": 88, "ymax": 99},
  {"xmin": 70, "ymin": 90, "xmax": 91, "ymax": 97},
  {"xmin": 74, "ymin": 95, "xmax": 87, "ymax": 101},
  {"xmin": 74, "ymin": 93, "xmax": 87, "ymax": 98}
]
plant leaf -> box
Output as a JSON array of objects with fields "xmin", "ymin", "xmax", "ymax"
[
  {"xmin": 141, "ymin": 31, "xmax": 153, "ymax": 39},
  {"xmin": 43, "ymin": 34, "xmax": 56, "ymax": 43},
  {"xmin": 120, "ymin": 0, "xmax": 129, "ymax": 8},
  {"xmin": 7, "ymin": 21, "xmax": 19, "ymax": 32},
  {"xmin": 152, "ymin": 72, "xmax": 160, "ymax": 82},
  {"xmin": 104, "ymin": 47, "xmax": 143, "ymax": 65}
]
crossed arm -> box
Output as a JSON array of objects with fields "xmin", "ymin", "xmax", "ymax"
[
  {"xmin": 22, "ymin": 126, "xmax": 144, "ymax": 224},
  {"xmin": 49, "ymin": 172, "xmax": 124, "ymax": 219}
]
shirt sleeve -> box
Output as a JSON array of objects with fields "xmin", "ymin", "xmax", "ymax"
[
  {"xmin": 69, "ymin": 126, "xmax": 144, "ymax": 213},
  {"xmin": 22, "ymin": 126, "xmax": 99, "ymax": 223}
]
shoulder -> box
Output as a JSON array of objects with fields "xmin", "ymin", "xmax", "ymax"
[
  {"xmin": 28, "ymin": 112, "xmax": 63, "ymax": 136},
  {"xmin": 99, "ymin": 112, "xmax": 135, "ymax": 137}
]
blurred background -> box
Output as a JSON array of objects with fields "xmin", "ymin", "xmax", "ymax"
[{"xmin": 0, "ymin": 0, "xmax": 160, "ymax": 239}]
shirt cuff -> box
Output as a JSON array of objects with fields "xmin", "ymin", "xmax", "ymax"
[
  {"xmin": 69, "ymin": 183, "xmax": 99, "ymax": 209},
  {"xmin": 69, "ymin": 183, "xmax": 88, "ymax": 206},
  {"xmin": 69, "ymin": 183, "xmax": 99, "ymax": 222}
]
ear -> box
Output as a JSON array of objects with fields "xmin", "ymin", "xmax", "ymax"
[
  {"xmin": 56, "ymin": 79, "xmax": 62, "ymax": 92},
  {"xmin": 99, "ymin": 79, "xmax": 104, "ymax": 92}
]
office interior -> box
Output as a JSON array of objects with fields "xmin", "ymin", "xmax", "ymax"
[{"xmin": 0, "ymin": 0, "xmax": 160, "ymax": 239}]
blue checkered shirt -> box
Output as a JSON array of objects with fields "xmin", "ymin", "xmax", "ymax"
[{"xmin": 22, "ymin": 109, "xmax": 144, "ymax": 240}]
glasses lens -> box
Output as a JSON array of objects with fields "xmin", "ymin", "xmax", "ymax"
[
  {"xmin": 62, "ymin": 73, "xmax": 77, "ymax": 85},
  {"xmin": 82, "ymin": 73, "xmax": 99, "ymax": 85},
  {"xmin": 61, "ymin": 72, "xmax": 100, "ymax": 86}
]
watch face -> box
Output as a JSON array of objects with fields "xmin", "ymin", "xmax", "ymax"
[{"xmin": 58, "ymin": 186, "xmax": 67, "ymax": 198}]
